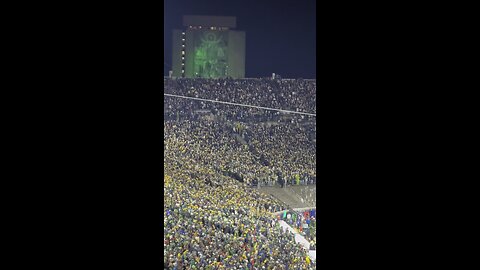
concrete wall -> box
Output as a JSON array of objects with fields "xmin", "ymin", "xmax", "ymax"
[
  {"xmin": 227, "ymin": 31, "xmax": 246, "ymax": 78},
  {"xmin": 171, "ymin": 30, "xmax": 182, "ymax": 77},
  {"xmin": 184, "ymin": 30, "xmax": 195, "ymax": 77}
]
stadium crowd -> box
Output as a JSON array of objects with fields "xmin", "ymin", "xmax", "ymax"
[
  {"xmin": 279, "ymin": 209, "xmax": 317, "ymax": 250},
  {"xmin": 165, "ymin": 78, "xmax": 316, "ymax": 114},
  {"xmin": 164, "ymin": 78, "xmax": 316, "ymax": 124},
  {"xmin": 164, "ymin": 78, "xmax": 316, "ymax": 186},
  {"xmin": 164, "ymin": 78, "xmax": 317, "ymax": 269}
]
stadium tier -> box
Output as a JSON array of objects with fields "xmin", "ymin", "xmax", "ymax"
[{"xmin": 164, "ymin": 78, "xmax": 317, "ymax": 269}]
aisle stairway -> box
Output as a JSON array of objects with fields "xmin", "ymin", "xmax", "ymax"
[{"xmin": 258, "ymin": 186, "xmax": 316, "ymax": 209}]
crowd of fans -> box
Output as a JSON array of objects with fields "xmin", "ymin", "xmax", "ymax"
[
  {"xmin": 279, "ymin": 209, "xmax": 317, "ymax": 250},
  {"xmin": 165, "ymin": 78, "xmax": 316, "ymax": 115},
  {"xmin": 164, "ymin": 78, "xmax": 317, "ymax": 269},
  {"xmin": 164, "ymin": 78, "xmax": 316, "ymax": 186},
  {"xmin": 164, "ymin": 78, "xmax": 316, "ymax": 124},
  {"xmin": 246, "ymin": 124, "xmax": 316, "ymax": 186}
]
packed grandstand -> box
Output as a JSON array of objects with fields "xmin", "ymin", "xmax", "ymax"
[{"xmin": 164, "ymin": 77, "xmax": 317, "ymax": 269}]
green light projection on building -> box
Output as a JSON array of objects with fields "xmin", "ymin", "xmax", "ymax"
[
  {"xmin": 172, "ymin": 16, "xmax": 245, "ymax": 78},
  {"xmin": 193, "ymin": 30, "xmax": 228, "ymax": 78}
]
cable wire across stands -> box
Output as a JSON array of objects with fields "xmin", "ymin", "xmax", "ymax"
[{"xmin": 164, "ymin": 93, "xmax": 317, "ymax": 117}]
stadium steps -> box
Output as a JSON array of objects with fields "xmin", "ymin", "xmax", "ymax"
[
  {"xmin": 284, "ymin": 187, "xmax": 316, "ymax": 208},
  {"xmin": 259, "ymin": 186, "xmax": 311, "ymax": 209},
  {"xmin": 287, "ymin": 185, "xmax": 316, "ymax": 207}
]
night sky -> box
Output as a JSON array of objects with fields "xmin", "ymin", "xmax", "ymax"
[{"xmin": 164, "ymin": 0, "xmax": 316, "ymax": 79}]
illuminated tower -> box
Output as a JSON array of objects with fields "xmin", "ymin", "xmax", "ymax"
[{"xmin": 172, "ymin": 15, "xmax": 246, "ymax": 79}]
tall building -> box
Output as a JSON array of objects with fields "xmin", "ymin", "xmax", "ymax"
[{"xmin": 172, "ymin": 15, "xmax": 245, "ymax": 79}]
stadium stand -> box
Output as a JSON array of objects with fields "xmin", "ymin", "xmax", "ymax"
[{"xmin": 164, "ymin": 78, "xmax": 316, "ymax": 269}]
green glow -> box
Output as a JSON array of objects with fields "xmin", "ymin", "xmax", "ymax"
[{"xmin": 193, "ymin": 31, "xmax": 228, "ymax": 78}]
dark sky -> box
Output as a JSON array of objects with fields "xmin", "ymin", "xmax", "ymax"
[{"xmin": 164, "ymin": 0, "xmax": 316, "ymax": 79}]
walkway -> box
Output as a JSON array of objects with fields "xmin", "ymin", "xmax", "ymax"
[{"xmin": 278, "ymin": 220, "xmax": 316, "ymax": 262}]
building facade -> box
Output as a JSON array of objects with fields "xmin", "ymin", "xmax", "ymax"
[{"xmin": 172, "ymin": 16, "xmax": 245, "ymax": 79}]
